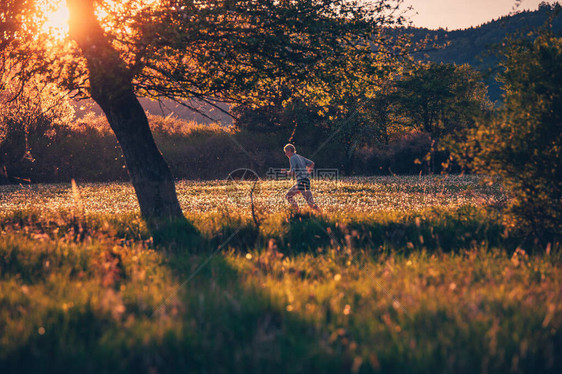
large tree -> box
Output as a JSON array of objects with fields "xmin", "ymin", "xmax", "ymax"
[{"xmin": 1, "ymin": 0, "xmax": 406, "ymax": 227}]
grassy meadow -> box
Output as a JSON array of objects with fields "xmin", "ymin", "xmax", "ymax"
[{"xmin": 0, "ymin": 176, "xmax": 561, "ymax": 373}]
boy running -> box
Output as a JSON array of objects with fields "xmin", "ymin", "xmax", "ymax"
[{"xmin": 281, "ymin": 144, "xmax": 321, "ymax": 212}]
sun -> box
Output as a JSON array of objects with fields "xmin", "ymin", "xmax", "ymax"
[
  {"xmin": 36, "ymin": 0, "xmax": 161, "ymax": 42},
  {"xmin": 40, "ymin": 0, "xmax": 70, "ymax": 41}
]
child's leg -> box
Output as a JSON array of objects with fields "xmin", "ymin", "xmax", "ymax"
[
  {"xmin": 286, "ymin": 184, "xmax": 300, "ymax": 210},
  {"xmin": 302, "ymin": 190, "xmax": 321, "ymax": 212}
]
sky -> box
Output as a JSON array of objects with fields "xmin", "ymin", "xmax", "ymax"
[{"xmin": 400, "ymin": 0, "xmax": 557, "ymax": 30}]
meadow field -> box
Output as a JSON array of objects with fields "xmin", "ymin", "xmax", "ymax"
[{"xmin": 0, "ymin": 176, "xmax": 560, "ymax": 373}]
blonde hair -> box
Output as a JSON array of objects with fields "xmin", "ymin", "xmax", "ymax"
[{"xmin": 284, "ymin": 144, "xmax": 296, "ymax": 153}]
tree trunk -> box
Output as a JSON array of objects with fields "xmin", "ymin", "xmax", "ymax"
[
  {"xmin": 343, "ymin": 142, "xmax": 356, "ymax": 176},
  {"xmin": 97, "ymin": 90, "xmax": 184, "ymax": 222},
  {"xmin": 67, "ymin": 0, "xmax": 184, "ymax": 226}
]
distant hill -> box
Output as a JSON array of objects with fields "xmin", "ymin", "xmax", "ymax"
[{"xmin": 407, "ymin": 3, "xmax": 562, "ymax": 102}]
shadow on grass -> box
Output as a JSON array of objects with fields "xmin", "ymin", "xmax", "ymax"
[
  {"xmin": 0, "ymin": 205, "xmax": 531, "ymax": 256},
  {"xmin": 275, "ymin": 206, "xmax": 517, "ymax": 255},
  {"xmin": 150, "ymin": 255, "xmax": 353, "ymax": 373}
]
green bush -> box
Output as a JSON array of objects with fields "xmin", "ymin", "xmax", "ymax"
[{"xmin": 471, "ymin": 30, "xmax": 562, "ymax": 240}]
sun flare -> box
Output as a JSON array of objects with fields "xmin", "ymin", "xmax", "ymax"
[
  {"xmin": 39, "ymin": 0, "xmax": 70, "ymax": 41},
  {"xmin": 36, "ymin": 0, "xmax": 162, "ymax": 42}
]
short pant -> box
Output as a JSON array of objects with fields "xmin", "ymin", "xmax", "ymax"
[{"xmin": 297, "ymin": 178, "xmax": 311, "ymax": 191}]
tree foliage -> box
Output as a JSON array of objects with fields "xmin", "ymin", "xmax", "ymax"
[
  {"xmin": 3, "ymin": 0, "xmax": 409, "ymax": 111},
  {"xmin": 391, "ymin": 62, "xmax": 491, "ymax": 172},
  {"xmin": 394, "ymin": 62, "xmax": 490, "ymax": 141}
]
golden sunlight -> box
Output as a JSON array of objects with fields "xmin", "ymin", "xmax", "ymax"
[
  {"xmin": 95, "ymin": 0, "xmax": 160, "ymax": 30},
  {"xmin": 36, "ymin": 0, "xmax": 161, "ymax": 41},
  {"xmin": 39, "ymin": 0, "xmax": 70, "ymax": 41}
]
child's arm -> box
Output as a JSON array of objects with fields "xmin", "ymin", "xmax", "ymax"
[{"xmin": 304, "ymin": 157, "xmax": 315, "ymax": 174}]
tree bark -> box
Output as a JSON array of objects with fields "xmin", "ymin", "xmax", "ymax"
[
  {"xmin": 67, "ymin": 0, "xmax": 184, "ymax": 225},
  {"xmin": 97, "ymin": 90, "xmax": 184, "ymax": 223}
]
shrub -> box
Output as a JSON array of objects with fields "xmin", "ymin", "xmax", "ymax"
[
  {"xmin": 0, "ymin": 80, "xmax": 75, "ymax": 183},
  {"xmin": 355, "ymin": 132, "xmax": 443, "ymax": 175},
  {"xmin": 471, "ymin": 30, "xmax": 562, "ymax": 240}
]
